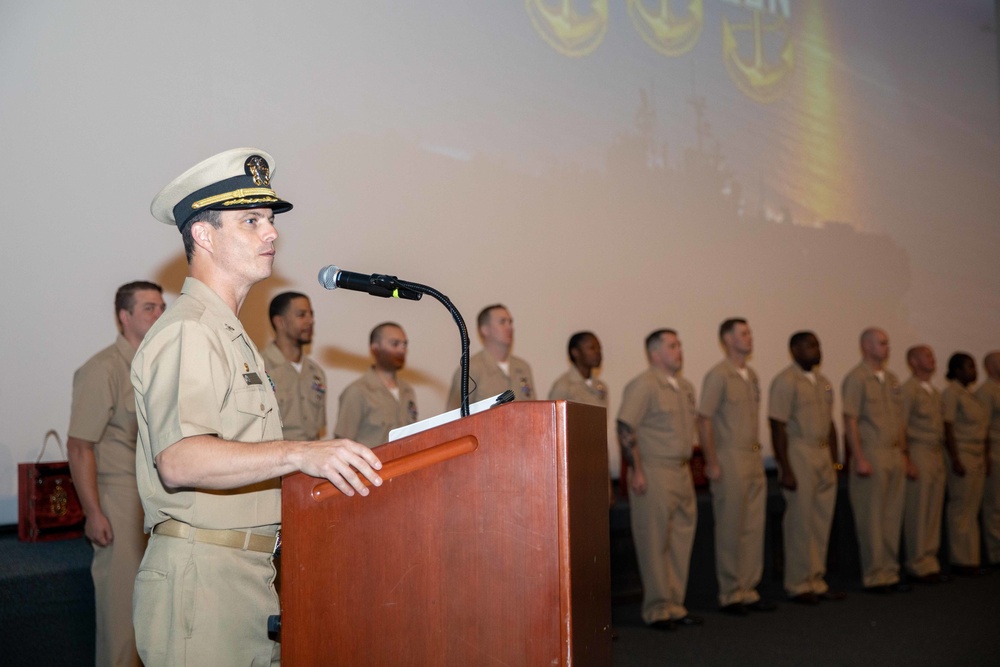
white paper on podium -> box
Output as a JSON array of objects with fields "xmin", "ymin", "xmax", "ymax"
[{"xmin": 387, "ymin": 393, "xmax": 505, "ymax": 442}]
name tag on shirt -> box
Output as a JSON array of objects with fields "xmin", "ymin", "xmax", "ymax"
[{"xmin": 243, "ymin": 372, "xmax": 263, "ymax": 385}]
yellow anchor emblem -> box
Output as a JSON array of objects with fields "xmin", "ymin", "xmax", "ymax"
[
  {"xmin": 722, "ymin": 9, "xmax": 794, "ymax": 104},
  {"xmin": 627, "ymin": 0, "xmax": 703, "ymax": 58},
  {"xmin": 526, "ymin": 0, "xmax": 609, "ymax": 57}
]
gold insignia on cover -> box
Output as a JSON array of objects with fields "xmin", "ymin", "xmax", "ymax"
[
  {"xmin": 245, "ymin": 155, "xmax": 271, "ymax": 187},
  {"xmin": 222, "ymin": 196, "xmax": 279, "ymax": 207}
]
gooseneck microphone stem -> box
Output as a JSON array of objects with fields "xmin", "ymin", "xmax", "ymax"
[
  {"xmin": 394, "ymin": 279, "xmax": 471, "ymax": 417},
  {"xmin": 319, "ymin": 265, "xmax": 471, "ymax": 416}
]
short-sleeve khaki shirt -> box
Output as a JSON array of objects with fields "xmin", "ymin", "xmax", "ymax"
[
  {"xmin": 901, "ymin": 377, "xmax": 944, "ymax": 448},
  {"xmin": 446, "ymin": 350, "xmax": 535, "ymax": 410},
  {"xmin": 334, "ymin": 368, "xmax": 418, "ymax": 448},
  {"xmin": 841, "ymin": 362, "xmax": 903, "ymax": 450},
  {"xmin": 698, "ymin": 359, "xmax": 760, "ymax": 451},
  {"xmin": 261, "ymin": 342, "xmax": 327, "ymax": 441},
  {"xmin": 942, "ymin": 380, "xmax": 988, "ymax": 444},
  {"xmin": 548, "ymin": 366, "xmax": 608, "ymax": 408},
  {"xmin": 768, "ymin": 364, "xmax": 833, "ymax": 449},
  {"xmin": 131, "ymin": 278, "xmax": 282, "ymax": 532},
  {"xmin": 618, "ymin": 368, "xmax": 697, "ymax": 464},
  {"xmin": 68, "ymin": 334, "xmax": 139, "ymax": 485}
]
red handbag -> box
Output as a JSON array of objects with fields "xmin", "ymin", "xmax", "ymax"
[{"xmin": 18, "ymin": 430, "xmax": 85, "ymax": 542}]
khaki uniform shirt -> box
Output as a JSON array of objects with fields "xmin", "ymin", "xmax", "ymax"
[
  {"xmin": 841, "ymin": 362, "xmax": 903, "ymax": 450},
  {"xmin": 901, "ymin": 377, "xmax": 944, "ymax": 448},
  {"xmin": 68, "ymin": 334, "xmax": 139, "ymax": 486},
  {"xmin": 261, "ymin": 341, "xmax": 327, "ymax": 441},
  {"xmin": 446, "ymin": 349, "xmax": 535, "ymax": 410},
  {"xmin": 334, "ymin": 368, "xmax": 418, "ymax": 447},
  {"xmin": 699, "ymin": 359, "xmax": 761, "ymax": 451},
  {"xmin": 131, "ymin": 278, "xmax": 282, "ymax": 532},
  {"xmin": 548, "ymin": 366, "xmax": 608, "ymax": 408},
  {"xmin": 768, "ymin": 364, "xmax": 834, "ymax": 449},
  {"xmin": 618, "ymin": 368, "xmax": 697, "ymax": 464},
  {"xmin": 975, "ymin": 378, "xmax": 1000, "ymax": 445},
  {"xmin": 942, "ymin": 380, "xmax": 988, "ymax": 444}
]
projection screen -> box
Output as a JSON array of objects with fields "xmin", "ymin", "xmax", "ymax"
[{"xmin": 1, "ymin": 1, "xmax": 998, "ymax": 524}]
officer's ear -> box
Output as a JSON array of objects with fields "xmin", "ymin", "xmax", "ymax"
[
  {"xmin": 190, "ymin": 220, "xmax": 215, "ymax": 255},
  {"xmin": 116, "ymin": 307, "xmax": 130, "ymax": 332}
]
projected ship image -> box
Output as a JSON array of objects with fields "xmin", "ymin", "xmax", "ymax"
[{"xmin": 597, "ymin": 87, "xmax": 912, "ymax": 342}]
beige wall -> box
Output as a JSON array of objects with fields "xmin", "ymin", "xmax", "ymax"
[{"xmin": 1, "ymin": 2, "xmax": 998, "ymax": 523}]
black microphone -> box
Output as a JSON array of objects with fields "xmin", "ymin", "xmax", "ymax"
[{"xmin": 317, "ymin": 265, "xmax": 422, "ymax": 301}]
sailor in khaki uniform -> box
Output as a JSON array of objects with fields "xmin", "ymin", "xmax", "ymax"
[
  {"xmin": 618, "ymin": 329, "xmax": 703, "ymax": 630},
  {"xmin": 941, "ymin": 353, "xmax": 990, "ymax": 575},
  {"xmin": 698, "ymin": 318, "xmax": 775, "ymax": 614},
  {"xmin": 842, "ymin": 327, "xmax": 912, "ymax": 593},
  {"xmin": 335, "ymin": 322, "xmax": 418, "ymax": 447},
  {"xmin": 768, "ymin": 332, "xmax": 844, "ymax": 604},
  {"xmin": 901, "ymin": 345, "xmax": 949, "ymax": 582},
  {"xmin": 67, "ymin": 281, "xmax": 165, "ymax": 667},
  {"xmin": 133, "ymin": 148, "xmax": 383, "ymax": 666},
  {"xmin": 549, "ymin": 331, "xmax": 615, "ymax": 510},
  {"xmin": 548, "ymin": 331, "xmax": 608, "ymax": 408},
  {"xmin": 446, "ymin": 304, "xmax": 535, "ymax": 410},
  {"xmin": 975, "ymin": 351, "xmax": 1000, "ymax": 566},
  {"xmin": 262, "ymin": 291, "xmax": 327, "ymax": 441}
]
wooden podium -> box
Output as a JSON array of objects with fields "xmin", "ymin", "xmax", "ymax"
[{"xmin": 280, "ymin": 400, "xmax": 612, "ymax": 666}]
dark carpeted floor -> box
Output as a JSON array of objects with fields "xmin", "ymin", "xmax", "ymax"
[
  {"xmin": 611, "ymin": 566, "xmax": 1000, "ymax": 667},
  {"xmin": 3, "ymin": 494, "xmax": 999, "ymax": 667},
  {"xmin": 0, "ymin": 531, "xmax": 94, "ymax": 666},
  {"xmin": 608, "ymin": 478, "xmax": 1000, "ymax": 666}
]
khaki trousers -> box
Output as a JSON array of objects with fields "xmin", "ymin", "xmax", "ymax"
[
  {"xmin": 984, "ymin": 446, "xmax": 1000, "ymax": 564},
  {"xmin": 710, "ymin": 449, "xmax": 765, "ymax": 606},
  {"xmin": 629, "ymin": 461, "xmax": 697, "ymax": 623},
  {"xmin": 848, "ymin": 448, "xmax": 905, "ymax": 588},
  {"xmin": 133, "ymin": 533, "xmax": 280, "ymax": 666},
  {"xmin": 93, "ymin": 482, "xmax": 147, "ymax": 667},
  {"xmin": 903, "ymin": 444, "xmax": 946, "ymax": 576},
  {"xmin": 781, "ymin": 443, "xmax": 836, "ymax": 596},
  {"xmin": 946, "ymin": 444, "xmax": 987, "ymax": 566}
]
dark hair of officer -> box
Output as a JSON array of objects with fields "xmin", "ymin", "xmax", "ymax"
[
  {"xmin": 268, "ymin": 291, "xmax": 309, "ymax": 330},
  {"xmin": 370, "ymin": 322, "xmax": 404, "ymax": 345},
  {"xmin": 718, "ymin": 318, "xmax": 747, "ymax": 341},
  {"xmin": 115, "ymin": 281, "xmax": 163, "ymax": 316},
  {"xmin": 180, "ymin": 210, "xmax": 222, "ymax": 263},
  {"xmin": 945, "ymin": 352, "xmax": 976, "ymax": 386},
  {"xmin": 645, "ymin": 328, "xmax": 677, "ymax": 356},
  {"xmin": 114, "ymin": 281, "xmax": 164, "ymax": 329},
  {"xmin": 477, "ymin": 304, "xmax": 508, "ymax": 330},
  {"xmin": 567, "ymin": 331, "xmax": 596, "ymax": 360}
]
